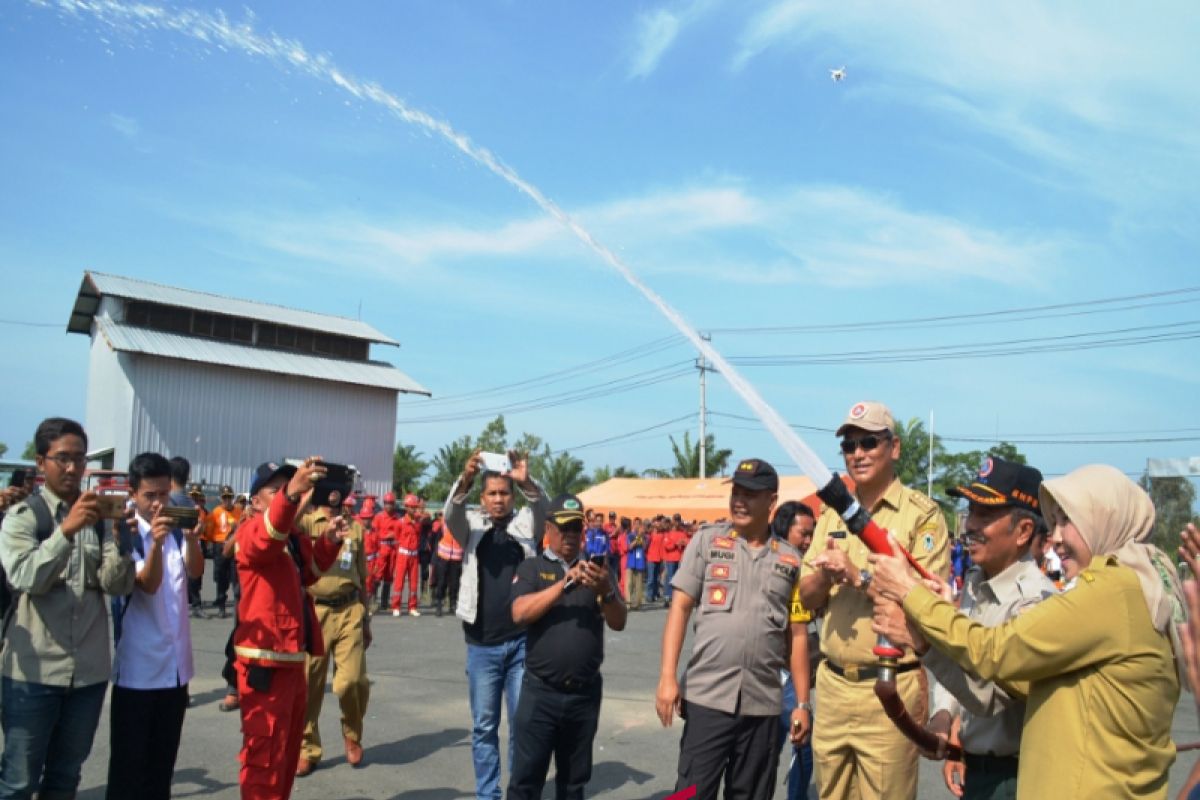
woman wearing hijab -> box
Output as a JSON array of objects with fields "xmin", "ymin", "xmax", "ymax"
[{"xmin": 869, "ymin": 464, "xmax": 1185, "ymax": 799}]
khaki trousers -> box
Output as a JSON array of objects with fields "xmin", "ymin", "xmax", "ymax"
[
  {"xmin": 813, "ymin": 661, "xmax": 926, "ymax": 800},
  {"xmin": 627, "ymin": 569, "xmax": 645, "ymax": 609},
  {"xmin": 301, "ymin": 601, "xmax": 370, "ymax": 763}
]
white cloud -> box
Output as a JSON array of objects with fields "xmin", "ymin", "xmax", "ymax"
[
  {"xmin": 208, "ymin": 180, "xmax": 1066, "ymax": 290},
  {"xmin": 106, "ymin": 112, "xmax": 140, "ymax": 139},
  {"xmin": 628, "ymin": 9, "xmax": 682, "ymax": 78},
  {"xmin": 728, "ymin": 2, "xmax": 1200, "ymax": 219}
]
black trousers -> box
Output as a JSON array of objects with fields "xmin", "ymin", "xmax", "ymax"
[
  {"xmin": 432, "ymin": 557, "xmax": 462, "ymax": 607},
  {"xmin": 106, "ymin": 683, "xmax": 189, "ymax": 800},
  {"xmin": 507, "ymin": 673, "xmax": 602, "ymax": 800},
  {"xmin": 213, "ymin": 549, "xmax": 235, "ymax": 607},
  {"xmin": 675, "ymin": 701, "xmax": 780, "ymax": 800}
]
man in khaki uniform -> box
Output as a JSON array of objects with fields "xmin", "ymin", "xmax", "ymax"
[
  {"xmin": 799, "ymin": 401, "xmax": 949, "ymax": 800},
  {"xmin": 297, "ymin": 498, "xmax": 372, "ymax": 776}
]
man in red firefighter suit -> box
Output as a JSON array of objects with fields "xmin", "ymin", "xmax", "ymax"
[
  {"xmin": 234, "ymin": 458, "xmax": 342, "ymax": 800},
  {"xmin": 390, "ymin": 493, "xmax": 423, "ymax": 617},
  {"xmin": 371, "ymin": 493, "xmax": 401, "ymax": 611}
]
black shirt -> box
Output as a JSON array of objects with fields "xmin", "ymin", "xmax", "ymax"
[
  {"xmin": 462, "ymin": 523, "xmax": 527, "ymax": 646},
  {"xmin": 511, "ymin": 551, "xmax": 606, "ymax": 685}
]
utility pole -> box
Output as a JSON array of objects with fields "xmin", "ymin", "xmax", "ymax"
[{"xmin": 698, "ymin": 333, "xmax": 711, "ymax": 480}]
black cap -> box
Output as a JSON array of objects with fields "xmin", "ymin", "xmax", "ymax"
[
  {"xmin": 219, "ymin": 484, "xmax": 235, "ymax": 497},
  {"xmin": 949, "ymin": 457, "xmax": 1043, "ymax": 515},
  {"xmin": 250, "ymin": 461, "xmax": 297, "ymax": 497},
  {"xmin": 546, "ymin": 494, "xmax": 586, "ymax": 528},
  {"xmin": 725, "ymin": 458, "xmax": 779, "ymax": 492}
]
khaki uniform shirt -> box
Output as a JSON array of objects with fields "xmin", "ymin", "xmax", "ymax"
[
  {"xmin": 671, "ymin": 523, "xmax": 804, "ymax": 716},
  {"xmin": 905, "ymin": 555, "xmax": 1179, "ymax": 799},
  {"xmin": 926, "ymin": 555, "xmax": 1056, "ymax": 756},
  {"xmin": 0, "ymin": 486, "xmax": 135, "ymax": 686},
  {"xmin": 299, "ymin": 512, "xmax": 366, "ymax": 600},
  {"xmin": 801, "ymin": 479, "xmax": 949, "ymax": 667}
]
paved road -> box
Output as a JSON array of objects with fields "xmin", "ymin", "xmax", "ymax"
[{"xmin": 49, "ymin": 600, "xmax": 1200, "ymax": 799}]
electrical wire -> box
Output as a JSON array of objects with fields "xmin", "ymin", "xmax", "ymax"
[
  {"xmin": 550, "ymin": 414, "xmax": 696, "ymax": 454},
  {"xmin": 0, "ymin": 319, "xmax": 61, "ymax": 328}
]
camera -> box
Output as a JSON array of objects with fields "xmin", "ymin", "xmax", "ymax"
[
  {"xmin": 285, "ymin": 460, "xmax": 357, "ymax": 508},
  {"xmin": 95, "ymin": 487, "xmax": 130, "ymax": 520}
]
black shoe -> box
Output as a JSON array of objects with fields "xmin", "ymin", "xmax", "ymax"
[
  {"xmin": 218, "ymin": 606, "xmax": 228, "ymax": 619},
  {"xmin": 435, "ymin": 605, "xmax": 443, "ymax": 618}
]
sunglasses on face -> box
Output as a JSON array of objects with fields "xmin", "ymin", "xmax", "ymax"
[{"xmin": 840, "ymin": 434, "xmax": 891, "ymax": 455}]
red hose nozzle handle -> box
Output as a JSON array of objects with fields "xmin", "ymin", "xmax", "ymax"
[{"xmin": 816, "ymin": 474, "xmax": 936, "ymax": 583}]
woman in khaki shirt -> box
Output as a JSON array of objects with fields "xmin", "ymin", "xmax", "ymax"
[{"xmin": 871, "ymin": 464, "xmax": 1185, "ymax": 800}]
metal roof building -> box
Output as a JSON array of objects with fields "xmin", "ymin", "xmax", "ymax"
[{"xmin": 69, "ymin": 271, "xmax": 429, "ymax": 497}]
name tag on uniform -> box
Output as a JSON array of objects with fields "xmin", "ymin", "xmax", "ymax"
[
  {"xmin": 773, "ymin": 562, "xmax": 798, "ymax": 580},
  {"xmin": 709, "ymin": 549, "xmax": 735, "ymax": 561}
]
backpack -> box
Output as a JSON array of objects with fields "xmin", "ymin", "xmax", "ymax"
[
  {"xmin": 112, "ymin": 521, "xmax": 184, "ymax": 645},
  {"xmin": 0, "ymin": 492, "xmax": 56, "ymax": 631}
]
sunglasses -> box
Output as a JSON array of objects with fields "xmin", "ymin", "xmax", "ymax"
[{"xmin": 840, "ymin": 434, "xmax": 891, "ymax": 455}]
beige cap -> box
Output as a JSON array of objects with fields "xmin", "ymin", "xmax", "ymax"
[{"xmin": 835, "ymin": 401, "xmax": 896, "ymax": 437}]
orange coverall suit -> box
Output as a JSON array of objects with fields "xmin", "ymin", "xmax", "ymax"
[
  {"xmin": 235, "ymin": 491, "xmax": 339, "ymax": 800},
  {"xmin": 370, "ymin": 511, "xmax": 399, "ymax": 600},
  {"xmin": 390, "ymin": 515, "xmax": 421, "ymax": 612}
]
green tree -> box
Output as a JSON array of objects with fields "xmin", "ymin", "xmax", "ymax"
[
  {"xmin": 21, "ymin": 441, "xmax": 36, "ymax": 460},
  {"xmin": 512, "ymin": 432, "xmax": 547, "ymax": 480},
  {"xmin": 423, "ymin": 435, "xmax": 475, "ymax": 503},
  {"xmin": 590, "ymin": 465, "xmax": 639, "ymax": 485},
  {"xmin": 0, "ymin": 442, "xmax": 7, "ymax": 459},
  {"xmin": 476, "ymin": 416, "xmax": 508, "ymax": 455},
  {"xmin": 1139, "ymin": 474, "xmax": 1198, "ymax": 556},
  {"xmin": 646, "ymin": 432, "xmax": 732, "ymax": 479},
  {"xmin": 391, "ymin": 443, "xmax": 428, "ymax": 496},
  {"xmin": 893, "ymin": 417, "xmax": 945, "ymax": 489},
  {"xmin": 537, "ymin": 451, "xmax": 590, "ymax": 497}
]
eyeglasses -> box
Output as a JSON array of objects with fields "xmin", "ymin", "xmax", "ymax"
[
  {"xmin": 840, "ymin": 434, "xmax": 890, "ymax": 455},
  {"xmin": 43, "ymin": 453, "xmax": 87, "ymax": 468}
]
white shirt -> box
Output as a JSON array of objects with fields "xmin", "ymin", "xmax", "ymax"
[{"xmin": 112, "ymin": 514, "xmax": 194, "ymax": 689}]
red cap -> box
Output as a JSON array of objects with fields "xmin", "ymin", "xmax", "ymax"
[
  {"xmin": 384, "ymin": 491, "xmax": 396, "ymax": 504},
  {"xmin": 404, "ymin": 493, "xmax": 421, "ymax": 508}
]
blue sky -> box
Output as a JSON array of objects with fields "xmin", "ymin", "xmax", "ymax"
[{"xmin": 1, "ymin": 0, "xmax": 1198, "ymax": 487}]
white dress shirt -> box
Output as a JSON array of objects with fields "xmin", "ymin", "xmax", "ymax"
[{"xmin": 112, "ymin": 514, "xmax": 194, "ymax": 689}]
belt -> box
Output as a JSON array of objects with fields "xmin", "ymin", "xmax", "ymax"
[
  {"xmin": 380, "ymin": 539, "xmax": 396, "ymax": 546},
  {"xmin": 313, "ymin": 590, "xmax": 360, "ymax": 608},
  {"xmin": 824, "ymin": 660, "xmax": 920, "ymax": 682},
  {"xmin": 963, "ymin": 753, "xmax": 1019, "ymax": 773},
  {"xmin": 527, "ymin": 671, "xmax": 600, "ymax": 694},
  {"xmin": 396, "ymin": 547, "xmax": 418, "ymax": 556}
]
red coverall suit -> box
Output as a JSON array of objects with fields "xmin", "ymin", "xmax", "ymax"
[
  {"xmin": 235, "ymin": 491, "xmax": 339, "ymax": 800},
  {"xmin": 390, "ymin": 514, "xmax": 421, "ymax": 612},
  {"xmin": 370, "ymin": 510, "xmax": 399, "ymax": 605}
]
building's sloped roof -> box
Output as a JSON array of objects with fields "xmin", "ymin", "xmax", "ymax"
[
  {"xmin": 95, "ymin": 317, "xmax": 429, "ymax": 395},
  {"xmin": 68, "ymin": 271, "xmax": 398, "ymax": 345}
]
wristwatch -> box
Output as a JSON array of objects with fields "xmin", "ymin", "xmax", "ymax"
[
  {"xmin": 795, "ymin": 700, "xmax": 813, "ymax": 713},
  {"xmin": 858, "ymin": 569, "xmax": 873, "ymax": 590}
]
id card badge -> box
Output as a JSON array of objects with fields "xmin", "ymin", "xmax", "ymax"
[{"xmin": 339, "ymin": 541, "xmax": 353, "ymax": 571}]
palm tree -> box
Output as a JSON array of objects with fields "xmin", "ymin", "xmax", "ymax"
[
  {"xmin": 590, "ymin": 465, "xmax": 639, "ymax": 486},
  {"xmin": 392, "ymin": 443, "xmax": 429, "ymax": 495},
  {"xmin": 537, "ymin": 451, "xmax": 590, "ymax": 497},
  {"xmin": 423, "ymin": 435, "xmax": 475, "ymax": 502},
  {"xmin": 647, "ymin": 432, "xmax": 731, "ymax": 478}
]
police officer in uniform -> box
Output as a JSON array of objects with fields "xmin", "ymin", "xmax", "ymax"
[
  {"xmin": 296, "ymin": 490, "xmax": 372, "ymax": 776},
  {"xmin": 657, "ymin": 458, "xmax": 812, "ymax": 800},
  {"xmin": 506, "ymin": 494, "xmax": 627, "ymax": 800},
  {"xmin": 798, "ymin": 401, "xmax": 949, "ymax": 800}
]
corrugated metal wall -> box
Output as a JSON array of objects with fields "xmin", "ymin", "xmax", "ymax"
[
  {"xmin": 85, "ymin": 319, "xmax": 136, "ymax": 468},
  {"xmin": 124, "ymin": 355, "xmax": 396, "ymax": 496}
]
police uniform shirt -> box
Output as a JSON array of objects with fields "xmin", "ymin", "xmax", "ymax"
[
  {"xmin": 926, "ymin": 554, "xmax": 1056, "ymax": 757},
  {"xmin": 671, "ymin": 523, "xmax": 805, "ymax": 717},
  {"xmin": 511, "ymin": 550, "xmax": 606, "ymax": 686},
  {"xmin": 298, "ymin": 511, "xmax": 366, "ymax": 600},
  {"xmin": 800, "ymin": 478, "xmax": 949, "ymax": 668}
]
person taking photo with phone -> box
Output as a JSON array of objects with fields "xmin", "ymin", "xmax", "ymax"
[{"xmin": 0, "ymin": 417, "xmax": 135, "ymax": 799}]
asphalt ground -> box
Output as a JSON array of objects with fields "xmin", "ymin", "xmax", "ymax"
[{"xmin": 45, "ymin": 596, "xmax": 1200, "ymax": 799}]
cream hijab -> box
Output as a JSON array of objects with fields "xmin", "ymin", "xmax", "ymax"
[{"xmin": 1040, "ymin": 464, "xmax": 1188, "ymax": 687}]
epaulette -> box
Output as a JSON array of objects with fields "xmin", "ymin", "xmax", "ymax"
[{"xmin": 907, "ymin": 490, "xmax": 939, "ymax": 514}]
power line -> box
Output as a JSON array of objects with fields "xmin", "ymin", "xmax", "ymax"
[
  {"xmin": 397, "ymin": 335, "xmax": 684, "ymax": 406},
  {"xmin": 551, "ymin": 415, "xmax": 696, "ymax": 454},
  {"xmin": 0, "ymin": 319, "xmax": 61, "ymax": 328},
  {"xmin": 396, "ymin": 363, "xmax": 693, "ymax": 424},
  {"xmin": 706, "ymin": 286, "xmax": 1200, "ymax": 335}
]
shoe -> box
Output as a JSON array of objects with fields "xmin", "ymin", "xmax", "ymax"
[
  {"xmin": 189, "ymin": 606, "xmax": 204, "ymax": 619},
  {"xmin": 344, "ymin": 737, "xmax": 363, "ymax": 766},
  {"xmin": 296, "ymin": 758, "xmax": 318, "ymax": 777},
  {"xmin": 218, "ymin": 606, "xmax": 228, "ymax": 619},
  {"xmin": 218, "ymin": 694, "xmax": 240, "ymax": 712},
  {"xmin": 435, "ymin": 605, "xmax": 443, "ymax": 618},
  {"xmin": 392, "ymin": 609, "xmax": 401, "ymax": 617},
  {"xmin": 409, "ymin": 609, "xmax": 421, "ymax": 617}
]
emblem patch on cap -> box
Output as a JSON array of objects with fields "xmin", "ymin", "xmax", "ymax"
[
  {"xmin": 978, "ymin": 457, "xmax": 994, "ymax": 479},
  {"xmin": 850, "ymin": 403, "xmax": 867, "ymax": 419},
  {"xmin": 738, "ymin": 461, "xmax": 755, "ymax": 472},
  {"xmin": 564, "ymin": 499, "xmax": 580, "ymax": 510}
]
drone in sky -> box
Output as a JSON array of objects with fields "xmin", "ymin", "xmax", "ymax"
[{"xmin": 830, "ymin": 66, "xmax": 847, "ymax": 82}]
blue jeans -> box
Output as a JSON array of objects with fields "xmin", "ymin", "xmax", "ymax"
[
  {"xmin": 663, "ymin": 562, "xmax": 679, "ymax": 602},
  {"xmin": 778, "ymin": 672, "xmax": 813, "ymax": 800},
  {"xmin": 0, "ymin": 677, "xmax": 107, "ymax": 800},
  {"xmin": 646, "ymin": 562, "xmax": 661, "ymax": 601},
  {"xmin": 466, "ymin": 637, "xmax": 526, "ymax": 800}
]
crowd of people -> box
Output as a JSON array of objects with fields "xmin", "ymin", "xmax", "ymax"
[{"xmin": 0, "ymin": 399, "xmax": 1195, "ymax": 800}]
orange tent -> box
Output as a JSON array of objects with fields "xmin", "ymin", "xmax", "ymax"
[{"xmin": 577, "ymin": 476, "xmax": 827, "ymax": 523}]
